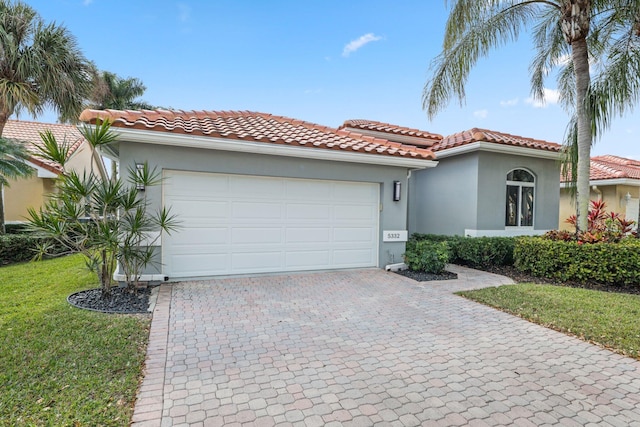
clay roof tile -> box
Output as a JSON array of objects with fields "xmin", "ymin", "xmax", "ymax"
[{"xmin": 79, "ymin": 109, "xmax": 437, "ymax": 161}]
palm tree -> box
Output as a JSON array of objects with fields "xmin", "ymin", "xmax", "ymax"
[
  {"xmin": 0, "ymin": 0, "xmax": 93, "ymax": 232},
  {"xmin": 90, "ymin": 71, "xmax": 156, "ymax": 111},
  {"xmin": 423, "ymin": 0, "xmax": 640, "ymax": 232}
]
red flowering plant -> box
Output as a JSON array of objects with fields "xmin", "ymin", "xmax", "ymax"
[{"xmin": 546, "ymin": 200, "xmax": 636, "ymax": 243}]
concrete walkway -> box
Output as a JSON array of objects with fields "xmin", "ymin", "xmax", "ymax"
[{"xmin": 131, "ymin": 266, "xmax": 640, "ymax": 426}]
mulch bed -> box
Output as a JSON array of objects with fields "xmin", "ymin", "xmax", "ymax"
[
  {"xmin": 478, "ymin": 264, "xmax": 640, "ymax": 296},
  {"xmin": 396, "ymin": 263, "xmax": 640, "ymax": 296},
  {"xmin": 68, "ymin": 287, "xmax": 152, "ymax": 313},
  {"xmin": 394, "ymin": 269, "xmax": 458, "ymax": 282}
]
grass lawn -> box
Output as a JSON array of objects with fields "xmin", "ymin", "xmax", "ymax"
[
  {"xmin": 458, "ymin": 284, "xmax": 640, "ymax": 360},
  {"xmin": 0, "ymin": 255, "xmax": 150, "ymax": 426}
]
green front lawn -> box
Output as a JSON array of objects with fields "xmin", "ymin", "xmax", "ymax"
[
  {"xmin": 0, "ymin": 255, "xmax": 150, "ymax": 426},
  {"xmin": 458, "ymin": 284, "xmax": 640, "ymax": 359}
]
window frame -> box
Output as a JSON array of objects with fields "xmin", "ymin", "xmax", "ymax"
[{"xmin": 505, "ymin": 168, "xmax": 535, "ymax": 229}]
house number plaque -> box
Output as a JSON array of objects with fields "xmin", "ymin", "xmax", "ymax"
[{"xmin": 383, "ymin": 230, "xmax": 408, "ymax": 242}]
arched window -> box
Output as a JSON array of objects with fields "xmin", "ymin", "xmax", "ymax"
[{"xmin": 505, "ymin": 169, "xmax": 534, "ymax": 227}]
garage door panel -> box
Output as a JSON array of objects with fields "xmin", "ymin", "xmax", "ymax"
[
  {"xmin": 332, "ymin": 249, "xmax": 376, "ymax": 265},
  {"xmin": 232, "ymin": 228, "xmax": 282, "ymax": 244},
  {"xmin": 286, "ymin": 180, "xmax": 332, "ymax": 199},
  {"xmin": 176, "ymin": 227, "xmax": 228, "ymax": 245},
  {"xmin": 167, "ymin": 172, "xmax": 229, "ymax": 196},
  {"xmin": 172, "ymin": 200, "xmax": 228, "ymax": 219},
  {"xmin": 285, "ymin": 228, "xmax": 331, "ymax": 243},
  {"xmin": 286, "ymin": 204, "xmax": 331, "ymax": 220},
  {"xmin": 285, "ymin": 250, "xmax": 331, "ymax": 268},
  {"xmin": 163, "ymin": 171, "xmax": 379, "ymax": 277},
  {"xmin": 333, "ymin": 227, "xmax": 376, "ymax": 243},
  {"xmin": 229, "ymin": 175, "xmax": 284, "ymax": 197},
  {"xmin": 334, "ymin": 205, "xmax": 377, "ymax": 220},
  {"xmin": 232, "ymin": 252, "xmax": 283, "ymax": 271},
  {"xmin": 232, "ymin": 202, "xmax": 282, "ymax": 219},
  {"xmin": 170, "ymin": 253, "xmax": 229, "ymax": 275}
]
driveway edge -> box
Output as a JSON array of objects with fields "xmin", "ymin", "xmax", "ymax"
[{"xmin": 131, "ymin": 284, "xmax": 172, "ymax": 426}]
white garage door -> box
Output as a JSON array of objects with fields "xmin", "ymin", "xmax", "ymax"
[{"xmin": 162, "ymin": 171, "xmax": 380, "ymax": 278}]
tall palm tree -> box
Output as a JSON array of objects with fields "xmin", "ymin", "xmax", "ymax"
[
  {"xmin": 90, "ymin": 71, "xmax": 156, "ymax": 111},
  {"xmin": 0, "ymin": 0, "xmax": 93, "ymax": 232},
  {"xmin": 423, "ymin": 0, "xmax": 640, "ymax": 232}
]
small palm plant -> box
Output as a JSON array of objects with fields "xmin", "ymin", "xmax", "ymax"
[{"xmin": 27, "ymin": 120, "xmax": 178, "ymax": 295}]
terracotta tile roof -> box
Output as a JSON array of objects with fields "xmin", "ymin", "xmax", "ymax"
[
  {"xmin": 2, "ymin": 120, "xmax": 86, "ymax": 174},
  {"xmin": 339, "ymin": 119, "xmax": 443, "ymax": 146},
  {"xmin": 561, "ymin": 155, "xmax": 640, "ymax": 182},
  {"xmin": 78, "ymin": 109, "xmax": 436, "ymax": 161},
  {"xmin": 431, "ymin": 128, "xmax": 562, "ymax": 153}
]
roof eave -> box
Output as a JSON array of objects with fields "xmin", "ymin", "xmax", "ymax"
[
  {"xmin": 434, "ymin": 141, "xmax": 561, "ymax": 160},
  {"xmin": 560, "ymin": 178, "xmax": 640, "ymax": 188},
  {"xmin": 110, "ymin": 127, "xmax": 439, "ymax": 170},
  {"xmin": 342, "ymin": 126, "xmax": 440, "ymax": 147}
]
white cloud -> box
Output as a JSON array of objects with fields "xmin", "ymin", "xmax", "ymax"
[
  {"xmin": 177, "ymin": 3, "xmax": 191, "ymax": 22},
  {"xmin": 473, "ymin": 109, "xmax": 488, "ymax": 119},
  {"xmin": 500, "ymin": 98, "xmax": 518, "ymax": 107},
  {"xmin": 342, "ymin": 33, "xmax": 383, "ymax": 57},
  {"xmin": 526, "ymin": 88, "xmax": 560, "ymax": 108}
]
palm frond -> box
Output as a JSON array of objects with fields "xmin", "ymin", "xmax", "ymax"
[{"xmin": 424, "ymin": 1, "xmax": 549, "ymax": 118}]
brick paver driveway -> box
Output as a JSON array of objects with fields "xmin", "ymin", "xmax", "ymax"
[{"xmin": 132, "ymin": 266, "xmax": 640, "ymax": 426}]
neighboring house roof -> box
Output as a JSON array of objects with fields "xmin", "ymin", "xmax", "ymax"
[
  {"xmin": 431, "ymin": 128, "xmax": 562, "ymax": 153},
  {"xmin": 2, "ymin": 120, "xmax": 86, "ymax": 175},
  {"xmin": 561, "ymin": 155, "xmax": 640, "ymax": 183},
  {"xmin": 339, "ymin": 119, "xmax": 443, "ymax": 147},
  {"xmin": 78, "ymin": 109, "xmax": 437, "ymax": 161}
]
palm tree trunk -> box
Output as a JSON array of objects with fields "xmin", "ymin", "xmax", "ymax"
[
  {"xmin": 572, "ymin": 37, "xmax": 592, "ymax": 233},
  {"xmin": 0, "ymin": 113, "xmax": 8, "ymax": 235},
  {"xmin": 0, "ymin": 185, "xmax": 5, "ymax": 235}
]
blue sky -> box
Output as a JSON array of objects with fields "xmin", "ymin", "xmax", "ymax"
[{"xmin": 25, "ymin": 0, "xmax": 639, "ymax": 158}]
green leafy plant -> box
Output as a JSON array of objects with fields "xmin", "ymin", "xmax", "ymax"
[
  {"xmin": 403, "ymin": 240, "xmax": 450, "ymax": 274},
  {"xmin": 27, "ymin": 120, "xmax": 178, "ymax": 294},
  {"xmin": 515, "ymin": 237, "xmax": 640, "ymax": 286},
  {"xmin": 455, "ymin": 237, "xmax": 515, "ymax": 268},
  {"xmin": 556, "ymin": 199, "xmax": 636, "ymax": 243}
]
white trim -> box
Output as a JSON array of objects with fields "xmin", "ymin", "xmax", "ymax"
[
  {"xmin": 464, "ymin": 228, "xmax": 549, "ymax": 237},
  {"xmin": 385, "ymin": 262, "xmax": 407, "ymax": 272},
  {"xmin": 26, "ymin": 160, "xmax": 58, "ymax": 178},
  {"xmin": 114, "ymin": 273, "xmax": 167, "ymax": 282},
  {"xmin": 561, "ymin": 178, "xmax": 640, "ymax": 188},
  {"xmin": 435, "ymin": 141, "xmax": 561, "ymax": 160},
  {"xmin": 342, "ymin": 127, "xmax": 439, "ymax": 147},
  {"xmin": 111, "ymin": 128, "xmax": 439, "ymax": 169}
]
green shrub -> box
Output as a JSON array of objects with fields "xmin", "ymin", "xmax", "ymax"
[
  {"xmin": 0, "ymin": 234, "xmax": 67, "ymax": 265},
  {"xmin": 455, "ymin": 237, "xmax": 515, "ymax": 268},
  {"xmin": 515, "ymin": 237, "xmax": 640, "ymax": 286},
  {"xmin": 5, "ymin": 223, "xmax": 30, "ymax": 234},
  {"xmin": 406, "ymin": 234, "xmax": 515, "ymax": 268},
  {"xmin": 404, "ymin": 240, "xmax": 450, "ymax": 273}
]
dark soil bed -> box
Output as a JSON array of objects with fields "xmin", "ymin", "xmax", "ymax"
[
  {"xmin": 68, "ymin": 287, "xmax": 152, "ymax": 313},
  {"xmin": 395, "ymin": 269, "xmax": 458, "ymax": 282},
  {"xmin": 478, "ymin": 264, "xmax": 640, "ymax": 296}
]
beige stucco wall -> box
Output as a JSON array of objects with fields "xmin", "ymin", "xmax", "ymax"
[
  {"xmin": 66, "ymin": 142, "xmax": 106, "ymax": 178},
  {"xmin": 559, "ymin": 184, "xmax": 640, "ymax": 230},
  {"xmin": 4, "ymin": 141, "xmax": 106, "ymax": 223},
  {"xmin": 4, "ymin": 175, "xmax": 56, "ymax": 222}
]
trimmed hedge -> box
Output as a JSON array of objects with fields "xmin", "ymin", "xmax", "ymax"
[
  {"xmin": 455, "ymin": 237, "xmax": 515, "ymax": 268},
  {"xmin": 404, "ymin": 240, "xmax": 450, "ymax": 273},
  {"xmin": 406, "ymin": 234, "xmax": 515, "ymax": 268},
  {"xmin": 0, "ymin": 234, "xmax": 65, "ymax": 265},
  {"xmin": 515, "ymin": 237, "xmax": 640, "ymax": 286}
]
